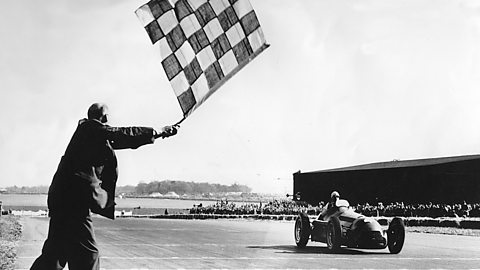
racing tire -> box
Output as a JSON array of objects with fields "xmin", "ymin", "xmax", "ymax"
[
  {"xmin": 387, "ymin": 217, "xmax": 405, "ymax": 254},
  {"xmin": 294, "ymin": 213, "xmax": 311, "ymax": 248},
  {"xmin": 326, "ymin": 216, "xmax": 342, "ymax": 252}
]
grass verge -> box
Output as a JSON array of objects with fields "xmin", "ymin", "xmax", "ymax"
[{"xmin": 0, "ymin": 215, "xmax": 22, "ymax": 270}]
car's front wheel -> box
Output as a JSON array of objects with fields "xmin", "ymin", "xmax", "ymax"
[
  {"xmin": 326, "ymin": 216, "xmax": 342, "ymax": 252},
  {"xmin": 387, "ymin": 217, "xmax": 405, "ymax": 254},
  {"xmin": 294, "ymin": 212, "xmax": 311, "ymax": 248}
]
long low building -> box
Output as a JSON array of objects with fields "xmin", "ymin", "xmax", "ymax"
[{"xmin": 293, "ymin": 155, "xmax": 480, "ymax": 205}]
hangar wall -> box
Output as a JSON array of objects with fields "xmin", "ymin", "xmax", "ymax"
[{"xmin": 293, "ymin": 156, "xmax": 480, "ymax": 205}]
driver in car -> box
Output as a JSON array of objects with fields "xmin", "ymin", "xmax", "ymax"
[{"xmin": 319, "ymin": 191, "xmax": 340, "ymax": 219}]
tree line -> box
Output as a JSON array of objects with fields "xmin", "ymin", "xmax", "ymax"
[
  {"xmin": 133, "ymin": 180, "xmax": 252, "ymax": 195},
  {"xmin": 3, "ymin": 185, "xmax": 49, "ymax": 194},
  {"xmin": 2, "ymin": 181, "xmax": 252, "ymax": 195}
]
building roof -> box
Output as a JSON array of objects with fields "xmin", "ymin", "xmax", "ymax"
[{"xmin": 302, "ymin": 154, "xmax": 480, "ymax": 174}]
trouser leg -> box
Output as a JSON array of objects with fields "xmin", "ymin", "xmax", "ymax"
[
  {"xmin": 66, "ymin": 215, "xmax": 100, "ymax": 270},
  {"xmin": 30, "ymin": 215, "xmax": 100, "ymax": 270},
  {"xmin": 67, "ymin": 248, "xmax": 100, "ymax": 270},
  {"xmin": 30, "ymin": 218, "xmax": 67, "ymax": 270},
  {"xmin": 30, "ymin": 240, "xmax": 67, "ymax": 270}
]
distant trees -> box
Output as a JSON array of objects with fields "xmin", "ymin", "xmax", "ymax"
[
  {"xmin": 5, "ymin": 185, "xmax": 49, "ymax": 194},
  {"xmin": 3, "ymin": 181, "xmax": 252, "ymax": 196},
  {"xmin": 134, "ymin": 180, "xmax": 251, "ymax": 195},
  {"xmin": 116, "ymin": 185, "xmax": 136, "ymax": 195}
]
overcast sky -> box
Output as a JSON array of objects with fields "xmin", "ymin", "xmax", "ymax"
[{"xmin": 2, "ymin": 0, "xmax": 480, "ymax": 194}]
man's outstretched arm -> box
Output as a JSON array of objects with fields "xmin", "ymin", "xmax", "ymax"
[{"xmin": 104, "ymin": 125, "xmax": 177, "ymax": 150}]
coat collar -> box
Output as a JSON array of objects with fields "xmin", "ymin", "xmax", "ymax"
[{"xmin": 78, "ymin": 118, "xmax": 105, "ymax": 126}]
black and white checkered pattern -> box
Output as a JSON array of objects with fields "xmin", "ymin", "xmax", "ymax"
[{"xmin": 136, "ymin": 0, "xmax": 269, "ymax": 118}]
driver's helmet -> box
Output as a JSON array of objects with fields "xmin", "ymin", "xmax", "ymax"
[{"xmin": 330, "ymin": 191, "xmax": 340, "ymax": 199}]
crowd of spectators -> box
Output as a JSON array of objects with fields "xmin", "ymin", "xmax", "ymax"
[
  {"xmin": 190, "ymin": 200, "xmax": 312, "ymax": 215},
  {"xmin": 190, "ymin": 199, "xmax": 480, "ymax": 218},
  {"xmin": 354, "ymin": 201, "xmax": 480, "ymax": 218}
]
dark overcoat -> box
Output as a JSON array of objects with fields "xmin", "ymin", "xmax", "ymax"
[{"xmin": 48, "ymin": 118, "xmax": 156, "ymax": 219}]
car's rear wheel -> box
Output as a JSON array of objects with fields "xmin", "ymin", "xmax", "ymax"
[
  {"xmin": 326, "ymin": 216, "xmax": 341, "ymax": 251},
  {"xmin": 387, "ymin": 217, "xmax": 405, "ymax": 254},
  {"xmin": 294, "ymin": 212, "xmax": 311, "ymax": 248}
]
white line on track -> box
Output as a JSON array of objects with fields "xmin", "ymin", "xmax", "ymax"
[
  {"xmin": 13, "ymin": 268, "xmax": 461, "ymax": 270},
  {"xmin": 15, "ymin": 265, "xmax": 423, "ymax": 270},
  {"xmin": 19, "ymin": 243, "xmax": 254, "ymax": 246},
  {"xmin": 16, "ymin": 256, "xmax": 480, "ymax": 261}
]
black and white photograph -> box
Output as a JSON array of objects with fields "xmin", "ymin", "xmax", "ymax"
[{"xmin": 1, "ymin": 0, "xmax": 479, "ymax": 269}]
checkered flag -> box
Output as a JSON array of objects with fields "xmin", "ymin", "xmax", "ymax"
[{"xmin": 136, "ymin": 0, "xmax": 269, "ymax": 122}]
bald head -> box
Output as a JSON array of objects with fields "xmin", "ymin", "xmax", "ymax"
[{"xmin": 88, "ymin": 103, "xmax": 109, "ymax": 123}]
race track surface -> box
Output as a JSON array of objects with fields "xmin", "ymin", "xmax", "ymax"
[{"xmin": 16, "ymin": 216, "xmax": 480, "ymax": 269}]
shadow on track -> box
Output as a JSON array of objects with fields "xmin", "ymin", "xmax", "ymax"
[{"xmin": 247, "ymin": 245, "xmax": 387, "ymax": 255}]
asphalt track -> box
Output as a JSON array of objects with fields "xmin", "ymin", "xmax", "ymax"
[{"xmin": 16, "ymin": 216, "xmax": 480, "ymax": 270}]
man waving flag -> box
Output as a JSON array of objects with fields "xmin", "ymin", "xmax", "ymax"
[{"xmin": 136, "ymin": 0, "xmax": 269, "ymax": 122}]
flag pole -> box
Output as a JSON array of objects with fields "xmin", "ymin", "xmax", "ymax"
[{"xmin": 174, "ymin": 116, "xmax": 186, "ymax": 127}]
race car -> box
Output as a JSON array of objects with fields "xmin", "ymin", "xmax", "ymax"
[{"xmin": 294, "ymin": 199, "xmax": 405, "ymax": 254}]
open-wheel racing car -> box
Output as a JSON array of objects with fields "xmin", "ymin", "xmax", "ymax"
[{"xmin": 294, "ymin": 199, "xmax": 405, "ymax": 254}]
